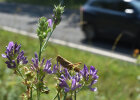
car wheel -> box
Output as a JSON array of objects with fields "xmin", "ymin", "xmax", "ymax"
[{"xmin": 83, "ymin": 25, "xmax": 96, "ymax": 40}]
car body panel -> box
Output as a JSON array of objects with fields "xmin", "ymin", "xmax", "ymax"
[{"xmin": 81, "ymin": 0, "xmax": 140, "ymax": 45}]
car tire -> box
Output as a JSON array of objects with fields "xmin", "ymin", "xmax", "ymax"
[{"xmin": 83, "ymin": 25, "xmax": 96, "ymax": 40}]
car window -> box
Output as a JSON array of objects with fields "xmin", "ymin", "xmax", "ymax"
[
  {"xmin": 91, "ymin": 1, "xmax": 134, "ymax": 13},
  {"xmin": 91, "ymin": 1, "xmax": 118, "ymax": 11},
  {"xmin": 116, "ymin": 1, "xmax": 134, "ymax": 12}
]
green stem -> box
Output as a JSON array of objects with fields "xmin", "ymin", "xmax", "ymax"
[
  {"xmin": 17, "ymin": 68, "xmax": 24, "ymax": 80},
  {"xmin": 37, "ymin": 73, "xmax": 40, "ymax": 100},
  {"xmin": 57, "ymin": 91, "xmax": 60, "ymax": 100},
  {"xmin": 30, "ymin": 87, "xmax": 32, "ymax": 100},
  {"xmin": 74, "ymin": 91, "xmax": 76, "ymax": 100},
  {"xmin": 41, "ymin": 30, "xmax": 54, "ymax": 53},
  {"xmin": 63, "ymin": 92, "xmax": 67, "ymax": 100},
  {"xmin": 37, "ymin": 89, "xmax": 40, "ymax": 100},
  {"xmin": 52, "ymin": 92, "xmax": 59, "ymax": 100},
  {"xmin": 39, "ymin": 40, "xmax": 42, "ymax": 62},
  {"xmin": 37, "ymin": 39, "xmax": 42, "ymax": 100}
]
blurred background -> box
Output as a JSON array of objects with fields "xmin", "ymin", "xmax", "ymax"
[
  {"xmin": 0, "ymin": 0, "xmax": 140, "ymax": 100},
  {"xmin": 0, "ymin": 0, "xmax": 139, "ymax": 56}
]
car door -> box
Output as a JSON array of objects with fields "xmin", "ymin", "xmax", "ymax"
[
  {"xmin": 90, "ymin": 1, "xmax": 121, "ymax": 39},
  {"xmin": 113, "ymin": 1, "xmax": 138, "ymax": 42}
]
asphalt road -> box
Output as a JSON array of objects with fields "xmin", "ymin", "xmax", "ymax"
[
  {"xmin": 0, "ymin": 2, "xmax": 135, "ymax": 56},
  {"xmin": 0, "ymin": 2, "xmax": 84, "ymax": 43}
]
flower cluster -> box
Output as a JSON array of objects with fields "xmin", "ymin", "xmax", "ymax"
[
  {"xmin": 56, "ymin": 64, "xmax": 98, "ymax": 93},
  {"xmin": 31, "ymin": 53, "xmax": 59, "ymax": 75},
  {"xmin": 37, "ymin": 17, "xmax": 52, "ymax": 41},
  {"xmin": 1, "ymin": 4, "xmax": 98, "ymax": 100},
  {"xmin": 53, "ymin": 5, "xmax": 64, "ymax": 29},
  {"xmin": 59, "ymin": 68, "xmax": 82, "ymax": 92},
  {"xmin": 30, "ymin": 53, "xmax": 99, "ymax": 93},
  {"xmin": 80, "ymin": 65, "xmax": 98, "ymax": 91},
  {"xmin": 2, "ymin": 41, "xmax": 28, "ymax": 69}
]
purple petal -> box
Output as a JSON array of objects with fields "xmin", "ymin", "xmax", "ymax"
[
  {"xmin": 59, "ymin": 79, "xmax": 68, "ymax": 88},
  {"xmin": 15, "ymin": 44, "xmax": 21, "ymax": 54},
  {"xmin": 64, "ymin": 87, "xmax": 70, "ymax": 93},
  {"xmin": 22, "ymin": 56, "xmax": 28, "ymax": 64},
  {"xmin": 34, "ymin": 58, "xmax": 38, "ymax": 68},
  {"xmin": 90, "ymin": 87, "xmax": 97, "ymax": 92},
  {"xmin": 52, "ymin": 64, "xmax": 58, "ymax": 73},
  {"xmin": 60, "ymin": 74, "xmax": 66, "ymax": 80},
  {"xmin": 71, "ymin": 79, "xmax": 76, "ymax": 90},
  {"xmin": 76, "ymin": 84, "xmax": 82, "ymax": 89},
  {"xmin": 40, "ymin": 58, "xmax": 45, "ymax": 67},
  {"xmin": 64, "ymin": 68, "xmax": 71, "ymax": 79},
  {"xmin": 44, "ymin": 60, "xmax": 51, "ymax": 70},
  {"xmin": 75, "ymin": 73, "xmax": 81, "ymax": 82},
  {"xmin": 5, "ymin": 60, "xmax": 16, "ymax": 68},
  {"xmin": 35, "ymin": 52, "xmax": 38, "ymax": 59},
  {"xmin": 90, "ymin": 80, "xmax": 97, "ymax": 86},
  {"xmin": 7, "ymin": 41, "xmax": 14, "ymax": 51},
  {"xmin": 31, "ymin": 58, "xmax": 35, "ymax": 63},
  {"xmin": 47, "ymin": 19, "xmax": 52, "ymax": 27},
  {"xmin": 90, "ymin": 66, "xmax": 95, "ymax": 75},
  {"xmin": 2, "ymin": 54, "xmax": 6, "ymax": 58},
  {"xmin": 93, "ymin": 75, "xmax": 99, "ymax": 79},
  {"xmin": 83, "ymin": 65, "xmax": 89, "ymax": 77},
  {"xmin": 47, "ymin": 67, "xmax": 52, "ymax": 74}
]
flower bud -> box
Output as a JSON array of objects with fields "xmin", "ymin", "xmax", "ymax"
[
  {"xmin": 53, "ymin": 5, "xmax": 64, "ymax": 28},
  {"xmin": 37, "ymin": 17, "xmax": 53, "ymax": 40}
]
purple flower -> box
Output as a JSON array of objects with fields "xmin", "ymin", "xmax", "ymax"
[
  {"xmin": 51, "ymin": 62, "xmax": 63, "ymax": 74},
  {"xmin": 2, "ymin": 42, "xmax": 28, "ymax": 69},
  {"xmin": 31, "ymin": 53, "xmax": 54, "ymax": 74},
  {"xmin": 47, "ymin": 19, "xmax": 52, "ymax": 27},
  {"xmin": 80, "ymin": 65, "xmax": 98, "ymax": 92},
  {"xmin": 31, "ymin": 53, "xmax": 39, "ymax": 71},
  {"xmin": 59, "ymin": 68, "xmax": 82, "ymax": 93},
  {"xmin": 44, "ymin": 59, "xmax": 52, "ymax": 74}
]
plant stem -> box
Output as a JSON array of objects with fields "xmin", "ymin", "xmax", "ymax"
[
  {"xmin": 74, "ymin": 91, "xmax": 76, "ymax": 100},
  {"xmin": 37, "ymin": 72, "xmax": 40, "ymax": 100},
  {"xmin": 52, "ymin": 92, "xmax": 59, "ymax": 100},
  {"xmin": 37, "ymin": 89, "xmax": 40, "ymax": 100},
  {"xmin": 37, "ymin": 39, "xmax": 42, "ymax": 100},
  {"xmin": 29, "ymin": 87, "xmax": 32, "ymax": 100},
  {"xmin": 17, "ymin": 68, "xmax": 24, "ymax": 80},
  {"xmin": 63, "ymin": 92, "xmax": 67, "ymax": 100},
  {"xmin": 57, "ymin": 91, "xmax": 60, "ymax": 100},
  {"xmin": 39, "ymin": 40, "xmax": 42, "ymax": 62},
  {"xmin": 41, "ymin": 30, "xmax": 54, "ymax": 53}
]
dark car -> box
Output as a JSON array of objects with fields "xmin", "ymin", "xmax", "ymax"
[{"xmin": 80, "ymin": 0, "xmax": 140, "ymax": 47}]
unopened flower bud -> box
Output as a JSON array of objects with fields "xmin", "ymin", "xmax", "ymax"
[
  {"xmin": 53, "ymin": 5, "xmax": 64, "ymax": 28},
  {"xmin": 37, "ymin": 17, "xmax": 53, "ymax": 40}
]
